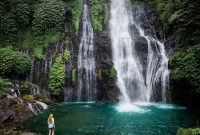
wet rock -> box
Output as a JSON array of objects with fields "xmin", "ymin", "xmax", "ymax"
[
  {"xmin": 22, "ymin": 132, "xmax": 40, "ymax": 135},
  {"xmin": 95, "ymin": 30, "xmax": 120, "ymax": 101},
  {"xmin": 0, "ymin": 92, "xmax": 49, "ymax": 131},
  {"xmin": 0, "ymin": 93, "xmax": 6, "ymax": 99},
  {"xmin": 0, "ymin": 96, "xmax": 33, "ymax": 129}
]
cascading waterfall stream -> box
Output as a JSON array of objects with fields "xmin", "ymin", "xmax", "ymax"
[
  {"xmin": 110, "ymin": 0, "xmax": 146, "ymax": 104},
  {"xmin": 77, "ymin": 4, "xmax": 96, "ymax": 100},
  {"xmin": 134, "ymin": 7, "xmax": 170, "ymax": 102},
  {"xmin": 109, "ymin": 0, "xmax": 170, "ymax": 107}
]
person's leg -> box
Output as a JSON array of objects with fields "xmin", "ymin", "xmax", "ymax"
[
  {"xmin": 52, "ymin": 128, "xmax": 55, "ymax": 135},
  {"xmin": 50, "ymin": 129, "xmax": 53, "ymax": 135},
  {"xmin": 48, "ymin": 129, "xmax": 51, "ymax": 135}
]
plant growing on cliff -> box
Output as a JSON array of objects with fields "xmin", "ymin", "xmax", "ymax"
[
  {"xmin": 0, "ymin": 14, "xmax": 17, "ymax": 45},
  {"xmin": 14, "ymin": 52, "xmax": 32, "ymax": 75},
  {"xmin": 170, "ymin": 44, "xmax": 200, "ymax": 94},
  {"xmin": 22, "ymin": 95, "xmax": 37, "ymax": 101},
  {"xmin": 32, "ymin": 0, "xmax": 65, "ymax": 36},
  {"xmin": 109, "ymin": 67, "xmax": 117, "ymax": 80},
  {"xmin": 152, "ymin": 0, "xmax": 200, "ymax": 47},
  {"xmin": 98, "ymin": 69, "xmax": 102, "ymax": 80},
  {"xmin": 177, "ymin": 128, "xmax": 200, "ymax": 135},
  {"xmin": 72, "ymin": 69, "xmax": 77, "ymax": 85},
  {"xmin": 71, "ymin": 0, "xmax": 83, "ymax": 35},
  {"xmin": 0, "ymin": 48, "xmax": 31, "ymax": 75},
  {"xmin": 0, "ymin": 78, "xmax": 12, "ymax": 92},
  {"xmin": 48, "ymin": 55, "xmax": 65, "ymax": 95},
  {"xmin": 0, "ymin": 48, "xmax": 16, "ymax": 74},
  {"xmin": 89, "ymin": 0, "xmax": 109, "ymax": 31},
  {"xmin": 106, "ymin": 67, "xmax": 117, "ymax": 85},
  {"xmin": 19, "ymin": 81, "xmax": 34, "ymax": 91},
  {"xmin": 63, "ymin": 49, "xmax": 71, "ymax": 63}
]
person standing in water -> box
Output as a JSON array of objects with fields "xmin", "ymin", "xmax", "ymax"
[{"xmin": 48, "ymin": 114, "xmax": 55, "ymax": 135}]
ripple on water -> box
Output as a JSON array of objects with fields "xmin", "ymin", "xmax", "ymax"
[{"xmin": 25, "ymin": 102, "xmax": 199, "ymax": 135}]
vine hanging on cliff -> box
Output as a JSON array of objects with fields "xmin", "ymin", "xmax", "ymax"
[
  {"xmin": 89, "ymin": 0, "xmax": 109, "ymax": 31},
  {"xmin": 48, "ymin": 55, "xmax": 65, "ymax": 96},
  {"xmin": 71, "ymin": 0, "xmax": 83, "ymax": 35}
]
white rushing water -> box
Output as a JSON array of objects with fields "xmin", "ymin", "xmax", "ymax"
[
  {"xmin": 77, "ymin": 4, "xmax": 96, "ymax": 100},
  {"xmin": 109, "ymin": 0, "xmax": 170, "ymax": 107},
  {"xmin": 110, "ymin": 0, "xmax": 146, "ymax": 104},
  {"xmin": 134, "ymin": 7, "xmax": 170, "ymax": 102},
  {"xmin": 35, "ymin": 101, "xmax": 48, "ymax": 109},
  {"xmin": 28, "ymin": 103, "xmax": 37, "ymax": 115}
]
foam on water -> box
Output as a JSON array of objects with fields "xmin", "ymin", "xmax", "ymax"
[
  {"xmin": 115, "ymin": 102, "xmax": 149, "ymax": 113},
  {"xmin": 65, "ymin": 101, "xmax": 96, "ymax": 104},
  {"xmin": 115, "ymin": 102, "xmax": 186, "ymax": 113},
  {"xmin": 133, "ymin": 102, "xmax": 154, "ymax": 106},
  {"xmin": 154, "ymin": 104, "xmax": 186, "ymax": 110},
  {"xmin": 26, "ymin": 103, "xmax": 199, "ymax": 135}
]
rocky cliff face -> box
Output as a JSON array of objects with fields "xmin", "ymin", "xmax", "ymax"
[
  {"xmin": 95, "ymin": 29, "xmax": 120, "ymax": 101},
  {"xmin": 0, "ymin": 93, "xmax": 40, "ymax": 129},
  {"xmin": 25, "ymin": 4, "xmax": 174, "ymax": 102},
  {"xmin": 25, "ymin": 7, "xmax": 120, "ymax": 102}
]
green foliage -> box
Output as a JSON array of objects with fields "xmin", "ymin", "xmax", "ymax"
[
  {"xmin": 14, "ymin": 52, "xmax": 32, "ymax": 75},
  {"xmin": 48, "ymin": 55, "xmax": 65, "ymax": 95},
  {"xmin": 63, "ymin": 49, "xmax": 71, "ymax": 63},
  {"xmin": 32, "ymin": 0, "xmax": 65, "ymax": 36},
  {"xmin": 14, "ymin": 3, "xmax": 32, "ymax": 28},
  {"xmin": 170, "ymin": 44, "xmax": 200, "ymax": 94},
  {"xmin": 33, "ymin": 46, "xmax": 44, "ymax": 59},
  {"xmin": 0, "ymin": 0, "xmax": 64, "ymax": 58},
  {"xmin": 41, "ymin": 97, "xmax": 53, "ymax": 105},
  {"xmin": 71, "ymin": 0, "xmax": 83, "ymax": 35},
  {"xmin": 133, "ymin": 0, "xmax": 200, "ymax": 48},
  {"xmin": 22, "ymin": 95, "xmax": 36, "ymax": 101},
  {"xmin": 72, "ymin": 69, "xmax": 77, "ymax": 85},
  {"xmin": 168, "ymin": 11, "xmax": 181, "ymax": 24},
  {"xmin": 0, "ymin": 0, "xmax": 38, "ymax": 46},
  {"xmin": 0, "ymin": 78, "xmax": 12, "ymax": 92},
  {"xmin": 177, "ymin": 128, "xmax": 200, "ymax": 135},
  {"xmin": 19, "ymin": 81, "xmax": 34, "ymax": 91},
  {"xmin": 109, "ymin": 67, "xmax": 117, "ymax": 80},
  {"xmin": 0, "ymin": 48, "xmax": 31, "ymax": 75},
  {"xmin": 21, "ymin": 30, "xmax": 61, "ymax": 59},
  {"xmin": 151, "ymin": 0, "xmax": 200, "ymax": 48},
  {"xmin": 0, "ymin": 13, "xmax": 17, "ymax": 45},
  {"xmin": 89, "ymin": 0, "xmax": 109, "ymax": 31},
  {"xmin": 106, "ymin": 67, "xmax": 117, "ymax": 85},
  {"xmin": 98, "ymin": 69, "xmax": 102, "ymax": 80},
  {"xmin": 131, "ymin": 0, "xmax": 148, "ymax": 8},
  {"xmin": 0, "ymin": 48, "xmax": 16, "ymax": 74},
  {"xmin": 156, "ymin": 1, "xmax": 173, "ymax": 21}
]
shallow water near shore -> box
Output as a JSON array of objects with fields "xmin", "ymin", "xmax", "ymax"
[{"xmin": 25, "ymin": 102, "xmax": 200, "ymax": 135}]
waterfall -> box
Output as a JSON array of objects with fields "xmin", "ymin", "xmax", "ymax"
[
  {"xmin": 35, "ymin": 101, "xmax": 48, "ymax": 109},
  {"xmin": 109, "ymin": 0, "xmax": 146, "ymax": 103},
  {"xmin": 27, "ymin": 40, "xmax": 67, "ymax": 97},
  {"xmin": 109, "ymin": 0, "xmax": 170, "ymax": 103},
  {"xmin": 133, "ymin": 7, "xmax": 170, "ymax": 102},
  {"xmin": 77, "ymin": 4, "xmax": 96, "ymax": 100},
  {"xmin": 28, "ymin": 101, "xmax": 48, "ymax": 115},
  {"xmin": 28, "ymin": 103, "xmax": 37, "ymax": 115}
]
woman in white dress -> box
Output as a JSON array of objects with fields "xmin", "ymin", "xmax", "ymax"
[{"xmin": 48, "ymin": 114, "xmax": 55, "ymax": 135}]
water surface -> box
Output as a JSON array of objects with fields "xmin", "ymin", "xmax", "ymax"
[{"xmin": 25, "ymin": 102, "xmax": 199, "ymax": 135}]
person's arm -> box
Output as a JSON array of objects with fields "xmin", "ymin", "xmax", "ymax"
[{"xmin": 53, "ymin": 118, "xmax": 55, "ymax": 128}]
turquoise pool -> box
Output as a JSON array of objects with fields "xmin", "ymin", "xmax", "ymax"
[{"xmin": 25, "ymin": 102, "xmax": 200, "ymax": 135}]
